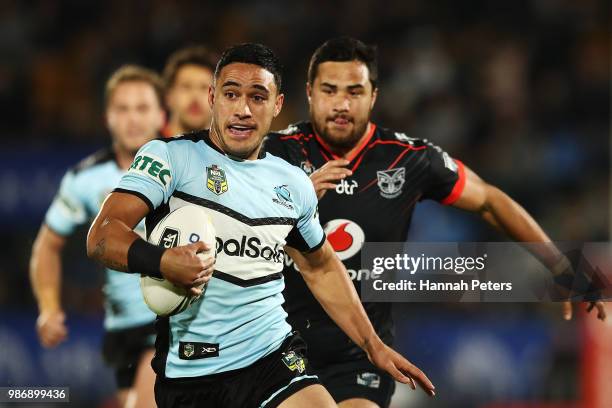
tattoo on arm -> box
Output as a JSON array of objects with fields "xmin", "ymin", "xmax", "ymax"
[
  {"xmin": 92, "ymin": 238, "xmax": 127, "ymax": 271},
  {"xmin": 92, "ymin": 238, "xmax": 105, "ymax": 260}
]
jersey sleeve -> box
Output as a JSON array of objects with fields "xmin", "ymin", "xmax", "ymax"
[
  {"xmin": 286, "ymin": 173, "xmax": 325, "ymax": 253},
  {"xmin": 263, "ymin": 132, "xmax": 305, "ymax": 167},
  {"xmin": 263, "ymin": 133, "xmax": 287, "ymax": 159},
  {"xmin": 114, "ymin": 140, "xmax": 178, "ymax": 211},
  {"xmin": 44, "ymin": 171, "xmax": 88, "ymax": 236},
  {"xmin": 421, "ymin": 143, "xmax": 466, "ymax": 205}
]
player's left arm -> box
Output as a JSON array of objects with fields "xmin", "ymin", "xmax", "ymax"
[
  {"xmin": 285, "ymin": 243, "xmax": 436, "ymax": 397},
  {"xmin": 452, "ymin": 164, "xmax": 606, "ymax": 320}
]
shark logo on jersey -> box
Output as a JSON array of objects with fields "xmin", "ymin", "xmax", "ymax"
[
  {"xmin": 130, "ymin": 154, "xmax": 172, "ymax": 187},
  {"xmin": 282, "ymin": 351, "xmax": 306, "ymax": 374},
  {"xmin": 273, "ymin": 185, "xmax": 294, "ymax": 210},
  {"xmin": 376, "ymin": 168, "xmax": 405, "ymax": 199},
  {"xmin": 206, "ymin": 165, "xmax": 228, "ymax": 195}
]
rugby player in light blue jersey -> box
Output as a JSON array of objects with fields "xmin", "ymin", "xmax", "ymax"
[
  {"xmin": 87, "ymin": 44, "xmax": 435, "ymax": 408},
  {"xmin": 30, "ymin": 65, "xmax": 165, "ymax": 408}
]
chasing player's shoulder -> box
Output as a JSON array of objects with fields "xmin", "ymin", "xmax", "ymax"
[
  {"xmin": 263, "ymin": 149, "xmax": 310, "ymax": 182},
  {"xmin": 69, "ymin": 147, "xmax": 116, "ymax": 177},
  {"xmin": 139, "ymin": 131, "xmax": 207, "ymax": 161},
  {"xmin": 374, "ymin": 126, "xmax": 433, "ymax": 149},
  {"xmin": 266, "ymin": 122, "xmax": 315, "ymax": 144}
]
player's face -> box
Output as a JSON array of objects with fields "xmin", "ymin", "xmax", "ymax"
[
  {"xmin": 166, "ymin": 64, "xmax": 214, "ymax": 131},
  {"xmin": 209, "ymin": 62, "xmax": 283, "ymax": 160},
  {"xmin": 308, "ymin": 61, "xmax": 377, "ymax": 150},
  {"xmin": 106, "ymin": 81, "xmax": 165, "ymax": 155}
]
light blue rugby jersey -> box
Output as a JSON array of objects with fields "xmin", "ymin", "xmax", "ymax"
[
  {"xmin": 115, "ymin": 131, "xmax": 325, "ymax": 378},
  {"xmin": 45, "ymin": 148, "xmax": 156, "ymax": 331}
]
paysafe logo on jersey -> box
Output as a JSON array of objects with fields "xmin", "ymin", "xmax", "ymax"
[
  {"xmin": 273, "ymin": 185, "xmax": 294, "ymax": 210},
  {"xmin": 206, "ymin": 165, "xmax": 228, "ymax": 195},
  {"xmin": 215, "ymin": 236, "xmax": 285, "ymax": 263},
  {"xmin": 376, "ymin": 168, "xmax": 405, "ymax": 199},
  {"xmin": 324, "ymin": 219, "xmax": 365, "ymax": 261}
]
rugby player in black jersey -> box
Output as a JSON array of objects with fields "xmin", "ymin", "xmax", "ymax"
[{"xmin": 265, "ymin": 37, "xmax": 607, "ymax": 408}]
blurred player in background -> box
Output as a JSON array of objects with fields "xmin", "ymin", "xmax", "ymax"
[
  {"xmin": 86, "ymin": 43, "xmax": 434, "ymax": 407},
  {"xmin": 30, "ymin": 65, "xmax": 166, "ymax": 408},
  {"xmin": 264, "ymin": 37, "xmax": 606, "ymax": 408},
  {"xmin": 162, "ymin": 45, "xmax": 218, "ymax": 137}
]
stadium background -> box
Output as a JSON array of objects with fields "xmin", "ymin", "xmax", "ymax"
[{"xmin": 0, "ymin": 0, "xmax": 609, "ymax": 407}]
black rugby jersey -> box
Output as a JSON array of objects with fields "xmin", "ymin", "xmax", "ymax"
[{"xmin": 264, "ymin": 121, "xmax": 466, "ymax": 364}]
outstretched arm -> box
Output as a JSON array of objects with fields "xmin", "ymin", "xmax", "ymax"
[
  {"xmin": 30, "ymin": 225, "xmax": 68, "ymax": 348},
  {"xmin": 452, "ymin": 165, "xmax": 606, "ymax": 320},
  {"xmin": 286, "ymin": 242, "xmax": 436, "ymax": 397}
]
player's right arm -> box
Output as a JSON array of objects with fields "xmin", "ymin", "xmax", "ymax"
[
  {"xmin": 30, "ymin": 225, "xmax": 68, "ymax": 348},
  {"xmin": 86, "ymin": 140, "xmax": 213, "ymax": 294},
  {"xmin": 29, "ymin": 169, "xmax": 89, "ymax": 348},
  {"xmin": 86, "ymin": 192, "xmax": 212, "ymax": 295}
]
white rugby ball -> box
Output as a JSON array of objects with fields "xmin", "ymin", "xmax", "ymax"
[{"xmin": 140, "ymin": 205, "xmax": 216, "ymax": 316}]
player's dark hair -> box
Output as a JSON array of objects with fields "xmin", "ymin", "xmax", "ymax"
[
  {"xmin": 214, "ymin": 43, "xmax": 283, "ymax": 91},
  {"xmin": 163, "ymin": 45, "xmax": 219, "ymax": 90},
  {"xmin": 308, "ymin": 37, "xmax": 378, "ymax": 89},
  {"xmin": 105, "ymin": 64, "xmax": 164, "ymax": 107}
]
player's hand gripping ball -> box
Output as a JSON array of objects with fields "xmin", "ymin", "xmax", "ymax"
[{"xmin": 141, "ymin": 205, "xmax": 216, "ymax": 316}]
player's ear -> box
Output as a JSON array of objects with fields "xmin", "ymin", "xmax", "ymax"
[
  {"xmin": 165, "ymin": 88, "xmax": 174, "ymax": 110},
  {"xmin": 370, "ymin": 86, "xmax": 378, "ymax": 110},
  {"xmin": 157, "ymin": 107, "xmax": 167, "ymax": 130},
  {"xmin": 273, "ymin": 93, "xmax": 284, "ymax": 118},
  {"xmin": 104, "ymin": 110, "xmax": 112, "ymax": 129},
  {"xmin": 306, "ymin": 82, "xmax": 312, "ymax": 104},
  {"xmin": 208, "ymin": 85, "xmax": 215, "ymax": 108}
]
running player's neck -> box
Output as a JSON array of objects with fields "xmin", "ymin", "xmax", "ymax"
[{"xmin": 208, "ymin": 126, "xmax": 261, "ymax": 161}]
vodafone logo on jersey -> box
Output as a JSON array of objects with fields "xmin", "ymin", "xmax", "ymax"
[{"xmin": 324, "ymin": 219, "xmax": 365, "ymax": 261}]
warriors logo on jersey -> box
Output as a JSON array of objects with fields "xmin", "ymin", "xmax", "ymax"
[{"xmin": 376, "ymin": 168, "xmax": 405, "ymax": 199}]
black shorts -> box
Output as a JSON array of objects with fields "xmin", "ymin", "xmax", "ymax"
[
  {"xmin": 102, "ymin": 322, "xmax": 157, "ymax": 388},
  {"xmin": 314, "ymin": 358, "xmax": 395, "ymax": 408},
  {"xmin": 154, "ymin": 333, "xmax": 320, "ymax": 408}
]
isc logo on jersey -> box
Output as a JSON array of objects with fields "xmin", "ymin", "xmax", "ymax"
[{"xmin": 129, "ymin": 154, "xmax": 171, "ymax": 186}]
